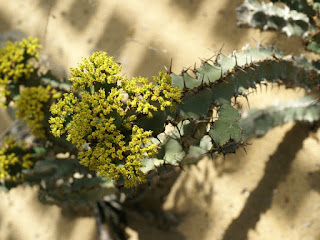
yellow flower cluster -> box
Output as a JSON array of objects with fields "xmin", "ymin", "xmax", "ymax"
[
  {"xmin": 0, "ymin": 137, "xmax": 33, "ymax": 181},
  {"xmin": 49, "ymin": 51, "xmax": 182, "ymax": 187},
  {"xmin": 123, "ymin": 71, "xmax": 183, "ymax": 117},
  {"xmin": 0, "ymin": 37, "xmax": 41, "ymax": 103},
  {"xmin": 15, "ymin": 85, "xmax": 60, "ymax": 138},
  {"xmin": 69, "ymin": 51, "xmax": 122, "ymax": 90}
]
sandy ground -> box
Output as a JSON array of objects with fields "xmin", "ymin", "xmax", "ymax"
[{"xmin": 1, "ymin": 0, "xmax": 320, "ymax": 239}]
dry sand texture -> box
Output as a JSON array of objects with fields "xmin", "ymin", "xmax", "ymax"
[{"xmin": 0, "ymin": 0, "xmax": 320, "ymax": 239}]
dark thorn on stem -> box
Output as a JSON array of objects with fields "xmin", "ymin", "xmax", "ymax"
[
  {"xmin": 245, "ymin": 95, "xmax": 250, "ymax": 109},
  {"xmin": 179, "ymin": 164, "xmax": 185, "ymax": 171}
]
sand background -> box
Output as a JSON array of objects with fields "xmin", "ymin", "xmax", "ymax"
[{"xmin": 1, "ymin": 0, "xmax": 320, "ymax": 239}]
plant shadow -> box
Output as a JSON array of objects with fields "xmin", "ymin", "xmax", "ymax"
[
  {"xmin": 133, "ymin": 45, "xmax": 170, "ymax": 79},
  {"xmin": 211, "ymin": 0, "xmax": 250, "ymax": 51},
  {"xmin": 95, "ymin": 11, "xmax": 133, "ymax": 58},
  {"xmin": 170, "ymin": 0, "xmax": 205, "ymax": 19},
  {"xmin": 125, "ymin": 168, "xmax": 185, "ymax": 239},
  {"xmin": 61, "ymin": 0, "xmax": 99, "ymax": 31},
  {"xmin": 222, "ymin": 122, "xmax": 311, "ymax": 240}
]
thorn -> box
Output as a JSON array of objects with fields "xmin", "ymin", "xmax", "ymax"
[
  {"xmin": 214, "ymin": 53, "xmax": 221, "ymax": 65},
  {"xmin": 250, "ymin": 55, "xmax": 253, "ymax": 65},
  {"xmin": 198, "ymin": 57, "xmax": 205, "ymax": 64},
  {"xmin": 207, "ymin": 47, "xmax": 214, "ymax": 52},
  {"xmin": 272, "ymin": 51, "xmax": 279, "ymax": 61},
  {"xmin": 179, "ymin": 164, "xmax": 185, "ymax": 171},
  {"xmin": 251, "ymin": 62, "xmax": 258, "ymax": 67},
  {"xmin": 252, "ymin": 82, "xmax": 257, "ymax": 90},
  {"xmin": 190, "ymin": 88, "xmax": 198, "ymax": 94},
  {"xmin": 259, "ymin": 83, "xmax": 262, "ymax": 93},
  {"xmin": 239, "ymin": 68, "xmax": 246, "ymax": 73},
  {"xmin": 182, "ymin": 75, "xmax": 187, "ymax": 90},
  {"xmin": 245, "ymin": 95, "xmax": 250, "ymax": 109},
  {"xmin": 201, "ymin": 55, "xmax": 216, "ymax": 64},
  {"xmin": 220, "ymin": 78, "xmax": 229, "ymax": 84},
  {"xmin": 201, "ymin": 73, "xmax": 205, "ymax": 86},
  {"xmin": 219, "ymin": 43, "xmax": 225, "ymax": 54},
  {"xmin": 169, "ymin": 58, "xmax": 173, "ymax": 73},
  {"xmin": 209, "ymin": 151, "xmax": 215, "ymax": 162},
  {"xmin": 176, "ymin": 125, "xmax": 183, "ymax": 138},
  {"xmin": 233, "ymin": 51, "xmax": 238, "ymax": 67},
  {"xmin": 163, "ymin": 159, "xmax": 167, "ymax": 166},
  {"xmin": 156, "ymin": 136, "xmax": 162, "ymax": 143},
  {"xmin": 183, "ymin": 66, "xmax": 191, "ymax": 72},
  {"xmin": 242, "ymin": 145, "xmax": 247, "ymax": 154},
  {"xmin": 208, "ymin": 54, "xmax": 216, "ymax": 63},
  {"xmin": 250, "ymin": 36, "xmax": 258, "ymax": 44}
]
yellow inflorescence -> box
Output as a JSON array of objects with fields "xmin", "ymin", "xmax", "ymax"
[
  {"xmin": 0, "ymin": 137, "xmax": 33, "ymax": 181},
  {"xmin": 69, "ymin": 51, "xmax": 122, "ymax": 90},
  {"xmin": 15, "ymin": 85, "xmax": 57, "ymax": 138},
  {"xmin": 49, "ymin": 51, "xmax": 182, "ymax": 187},
  {"xmin": 0, "ymin": 37, "xmax": 41, "ymax": 103}
]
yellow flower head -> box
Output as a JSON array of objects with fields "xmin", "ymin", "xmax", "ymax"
[
  {"xmin": 15, "ymin": 85, "xmax": 57, "ymax": 138},
  {"xmin": 0, "ymin": 136, "xmax": 33, "ymax": 181},
  {"xmin": 0, "ymin": 37, "xmax": 41, "ymax": 104},
  {"xmin": 69, "ymin": 51, "xmax": 122, "ymax": 90},
  {"xmin": 50, "ymin": 51, "xmax": 182, "ymax": 187}
]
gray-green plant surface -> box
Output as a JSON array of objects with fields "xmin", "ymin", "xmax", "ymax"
[
  {"xmin": 1, "ymin": 1, "xmax": 320, "ymax": 239},
  {"xmin": 2, "ymin": 41, "xmax": 320, "ymax": 211},
  {"xmin": 237, "ymin": 0, "xmax": 320, "ymax": 53}
]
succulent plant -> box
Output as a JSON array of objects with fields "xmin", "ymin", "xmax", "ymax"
[{"xmin": 1, "ymin": 4, "xmax": 320, "ymax": 236}]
